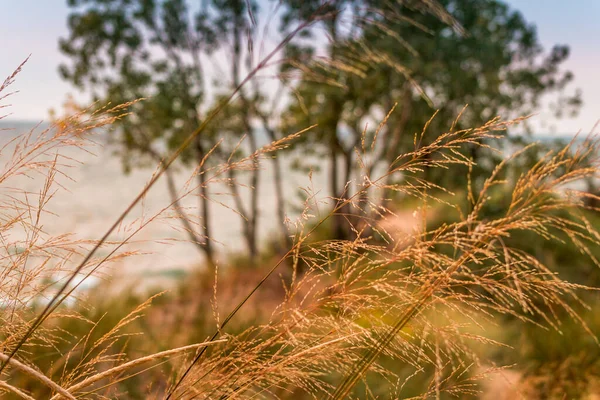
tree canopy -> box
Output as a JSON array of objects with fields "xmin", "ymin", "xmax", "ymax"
[
  {"xmin": 281, "ymin": 0, "xmax": 581, "ymax": 198},
  {"xmin": 59, "ymin": 0, "xmax": 582, "ymax": 246}
]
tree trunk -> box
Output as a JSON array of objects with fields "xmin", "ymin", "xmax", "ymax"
[
  {"xmin": 237, "ymin": 100, "xmax": 259, "ymax": 263},
  {"xmin": 230, "ymin": 15, "xmax": 260, "ymax": 263},
  {"xmin": 163, "ymin": 167, "xmax": 207, "ymax": 255},
  {"xmin": 326, "ymin": 15, "xmax": 347, "ymax": 241},
  {"xmin": 329, "ymin": 140, "xmax": 346, "ymax": 240},
  {"xmin": 144, "ymin": 140, "xmax": 214, "ymax": 265},
  {"xmin": 340, "ymin": 148, "xmax": 355, "ymax": 236},
  {"xmin": 227, "ymin": 166, "xmax": 258, "ymax": 263},
  {"xmin": 263, "ymin": 127, "xmax": 291, "ymax": 250},
  {"xmin": 271, "ymin": 155, "xmax": 290, "ymax": 247},
  {"xmin": 247, "ymin": 133, "xmax": 260, "ymax": 263},
  {"xmin": 194, "ymin": 136, "xmax": 215, "ymax": 266},
  {"xmin": 379, "ymin": 85, "xmax": 413, "ymax": 211}
]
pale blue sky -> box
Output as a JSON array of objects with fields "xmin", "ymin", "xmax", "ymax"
[{"xmin": 1, "ymin": 0, "xmax": 598, "ymax": 133}]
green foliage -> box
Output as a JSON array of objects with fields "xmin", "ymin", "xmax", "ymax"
[{"xmin": 281, "ymin": 0, "xmax": 581, "ymax": 190}]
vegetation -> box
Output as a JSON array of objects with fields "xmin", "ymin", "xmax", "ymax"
[
  {"xmin": 1, "ymin": 0, "xmax": 599, "ymax": 398},
  {"xmin": 280, "ymin": 0, "xmax": 581, "ymax": 239}
]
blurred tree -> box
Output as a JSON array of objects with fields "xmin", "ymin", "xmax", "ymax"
[
  {"xmin": 280, "ymin": 0, "xmax": 581, "ymax": 239},
  {"xmin": 58, "ymin": 0, "xmax": 453, "ymax": 258},
  {"xmin": 59, "ymin": 0, "xmax": 290, "ymax": 263}
]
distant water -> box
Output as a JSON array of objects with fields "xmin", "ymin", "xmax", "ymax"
[{"xmin": 0, "ymin": 120, "xmax": 329, "ymax": 287}]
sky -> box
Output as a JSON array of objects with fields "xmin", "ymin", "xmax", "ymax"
[{"xmin": 1, "ymin": 0, "xmax": 599, "ymax": 134}]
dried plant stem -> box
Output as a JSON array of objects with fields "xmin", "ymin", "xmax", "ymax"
[
  {"xmin": 0, "ymin": 380, "xmax": 36, "ymax": 400},
  {"xmin": 0, "ymin": 352, "xmax": 76, "ymax": 400},
  {"xmin": 50, "ymin": 340, "xmax": 227, "ymax": 400}
]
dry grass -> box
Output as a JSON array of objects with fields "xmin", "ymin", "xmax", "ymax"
[
  {"xmin": 3, "ymin": 63, "xmax": 600, "ymax": 400},
  {"xmin": 1, "ymin": 4, "xmax": 600, "ymax": 399},
  {"xmin": 159, "ymin": 116, "xmax": 600, "ymax": 399},
  {"xmin": 2, "ymin": 87, "xmax": 600, "ymax": 400}
]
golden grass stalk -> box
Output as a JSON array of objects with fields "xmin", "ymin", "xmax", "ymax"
[
  {"xmin": 0, "ymin": 380, "xmax": 36, "ymax": 400},
  {"xmin": 49, "ymin": 340, "xmax": 227, "ymax": 399},
  {"xmin": 0, "ymin": 352, "xmax": 76, "ymax": 400}
]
